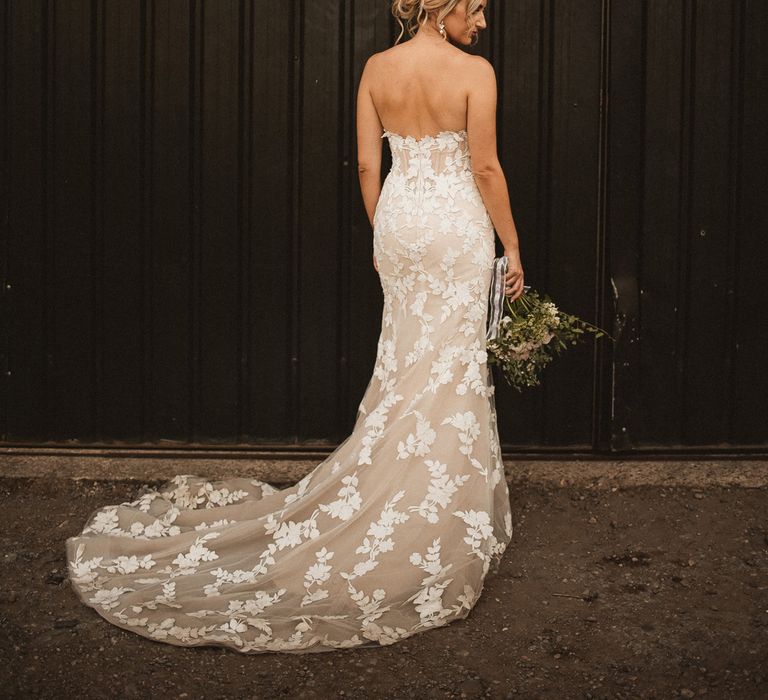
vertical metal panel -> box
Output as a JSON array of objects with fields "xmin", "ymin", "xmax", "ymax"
[
  {"xmin": 543, "ymin": 0, "xmax": 605, "ymax": 447},
  {"xmin": 149, "ymin": 0, "xmax": 193, "ymax": 441},
  {"xmin": 246, "ymin": 0, "xmax": 293, "ymax": 440},
  {"xmin": 4, "ymin": 1, "xmax": 47, "ymax": 441},
  {"xmin": 685, "ymin": 0, "xmax": 738, "ymax": 442},
  {"xmin": 606, "ymin": 0, "xmax": 645, "ymax": 449},
  {"xmin": 734, "ymin": 0, "xmax": 768, "ymax": 443},
  {"xmin": 0, "ymin": 0, "xmax": 6, "ymax": 433},
  {"xmin": 493, "ymin": 0, "xmax": 606, "ymax": 450},
  {"xmin": 495, "ymin": 0, "xmax": 548, "ymax": 448},
  {"xmin": 1, "ymin": 0, "xmax": 766, "ymax": 452},
  {"xmin": 49, "ymin": 0, "xmax": 95, "ymax": 439},
  {"xmin": 298, "ymin": 2, "xmax": 343, "ymax": 441},
  {"xmin": 620, "ymin": 0, "xmax": 688, "ymax": 447},
  {"xmin": 609, "ymin": 0, "xmax": 767, "ymax": 449},
  {"xmin": 101, "ymin": 0, "xmax": 144, "ymax": 439},
  {"xmin": 197, "ymin": 0, "xmax": 241, "ymax": 440}
]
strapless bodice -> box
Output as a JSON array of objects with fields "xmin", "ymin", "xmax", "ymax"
[
  {"xmin": 381, "ymin": 129, "xmax": 468, "ymax": 149},
  {"xmin": 374, "ymin": 124, "xmax": 495, "ymax": 291},
  {"xmin": 381, "ymin": 128, "xmax": 472, "ymax": 179}
]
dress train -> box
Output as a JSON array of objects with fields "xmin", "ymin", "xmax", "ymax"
[{"xmin": 65, "ymin": 128, "xmax": 513, "ymax": 653}]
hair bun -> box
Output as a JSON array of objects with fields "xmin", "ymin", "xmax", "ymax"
[
  {"xmin": 390, "ymin": 0, "xmax": 455, "ymax": 45},
  {"xmin": 391, "ymin": 0, "xmax": 422, "ymax": 20}
]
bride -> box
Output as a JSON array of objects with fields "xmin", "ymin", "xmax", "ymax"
[{"xmin": 65, "ymin": 0, "xmax": 525, "ymax": 654}]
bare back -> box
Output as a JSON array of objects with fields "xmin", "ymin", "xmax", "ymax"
[
  {"xmin": 367, "ymin": 41, "xmax": 476, "ymax": 139},
  {"xmin": 357, "ymin": 36, "xmax": 514, "ymax": 261}
]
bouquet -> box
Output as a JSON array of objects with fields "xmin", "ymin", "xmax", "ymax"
[{"xmin": 485, "ymin": 256, "xmax": 613, "ymax": 391}]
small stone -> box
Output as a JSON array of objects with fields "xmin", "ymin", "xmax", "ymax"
[
  {"xmin": 53, "ymin": 617, "xmax": 79, "ymax": 629},
  {"xmin": 679, "ymin": 689, "xmax": 695, "ymax": 698}
]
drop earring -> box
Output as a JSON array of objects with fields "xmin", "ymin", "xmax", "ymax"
[{"xmin": 438, "ymin": 21, "xmax": 446, "ymax": 39}]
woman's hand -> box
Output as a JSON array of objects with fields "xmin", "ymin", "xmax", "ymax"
[
  {"xmin": 504, "ymin": 249, "xmax": 524, "ymax": 300},
  {"xmin": 373, "ymin": 253, "xmax": 379, "ymax": 272}
]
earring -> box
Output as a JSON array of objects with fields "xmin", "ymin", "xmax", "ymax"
[{"xmin": 438, "ymin": 21, "xmax": 446, "ymax": 39}]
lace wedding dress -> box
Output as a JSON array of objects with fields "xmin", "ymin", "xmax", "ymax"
[{"xmin": 65, "ymin": 128, "xmax": 513, "ymax": 653}]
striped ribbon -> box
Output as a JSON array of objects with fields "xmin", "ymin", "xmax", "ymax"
[
  {"xmin": 486, "ymin": 256, "xmax": 532, "ymax": 342},
  {"xmin": 486, "ymin": 256, "xmax": 509, "ymax": 342}
]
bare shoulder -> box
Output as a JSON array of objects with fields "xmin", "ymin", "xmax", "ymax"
[
  {"xmin": 365, "ymin": 46, "xmax": 398, "ymax": 68},
  {"xmin": 466, "ymin": 54, "xmax": 496, "ymax": 82},
  {"xmin": 360, "ymin": 49, "xmax": 396, "ymax": 84},
  {"xmin": 361, "ymin": 46, "xmax": 409, "ymax": 85},
  {"xmin": 363, "ymin": 45, "xmax": 486, "ymax": 89},
  {"xmin": 361, "ymin": 50, "xmax": 381, "ymax": 74}
]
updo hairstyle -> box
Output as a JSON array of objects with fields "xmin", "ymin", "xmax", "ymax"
[{"xmin": 390, "ymin": 0, "xmax": 483, "ymax": 46}]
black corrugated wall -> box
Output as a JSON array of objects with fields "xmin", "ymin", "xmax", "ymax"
[{"xmin": 1, "ymin": 1, "xmax": 766, "ymax": 454}]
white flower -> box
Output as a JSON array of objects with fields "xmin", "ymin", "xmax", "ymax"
[
  {"xmin": 305, "ymin": 562, "xmax": 331, "ymax": 584},
  {"xmin": 396, "ymin": 412, "xmax": 436, "ymax": 459},
  {"xmin": 90, "ymin": 586, "xmax": 133, "ymax": 610},
  {"xmin": 107, "ymin": 554, "xmax": 155, "ymax": 574},
  {"xmin": 220, "ymin": 619, "xmax": 248, "ymax": 634},
  {"xmin": 268, "ymin": 520, "xmax": 300, "ymax": 548},
  {"xmin": 89, "ymin": 509, "xmax": 119, "ymax": 534}
]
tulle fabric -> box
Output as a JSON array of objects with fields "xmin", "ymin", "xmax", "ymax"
[{"xmin": 65, "ymin": 128, "xmax": 513, "ymax": 653}]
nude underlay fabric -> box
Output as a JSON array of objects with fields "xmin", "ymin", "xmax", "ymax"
[{"xmin": 65, "ymin": 128, "xmax": 513, "ymax": 653}]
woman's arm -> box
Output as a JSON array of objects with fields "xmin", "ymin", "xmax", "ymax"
[
  {"xmin": 356, "ymin": 56, "xmax": 383, "ymax": 231},
  {"xmin": 466, "ymin": 56, "xmax": 525, "ymax": 300}
]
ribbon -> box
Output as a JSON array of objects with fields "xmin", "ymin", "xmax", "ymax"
[{"xmin": 486, "ymin": 255, "xmax": 509, "ymax": 342}]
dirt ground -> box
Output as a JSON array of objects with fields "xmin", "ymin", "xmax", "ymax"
[{"xmin": 1, "ymin": 472, "xmax": 766, "ymax": 699}]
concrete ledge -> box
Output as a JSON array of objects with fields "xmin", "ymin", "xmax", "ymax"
[{"xmin": 1, "ymin": 453, "xmax": 766, "ymax": 489}]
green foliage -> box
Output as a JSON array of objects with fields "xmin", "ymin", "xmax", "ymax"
[{"xmin": 486, "ymin": 289, "xmax": 614, "ymax": 392}]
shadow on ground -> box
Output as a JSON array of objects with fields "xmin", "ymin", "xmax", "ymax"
[{"xmin": 1, "ymin": 475, "xmax": 766, "ymax": 699}]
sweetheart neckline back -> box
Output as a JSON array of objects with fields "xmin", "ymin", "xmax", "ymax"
[{"xmin": 381, "ymin": 128, "xmax": 468, "ymax": 144}]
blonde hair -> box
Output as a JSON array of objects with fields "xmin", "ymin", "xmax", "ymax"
[{"xmin": 390, "ymin": 0, "xmax": 483, "ymax": 46}]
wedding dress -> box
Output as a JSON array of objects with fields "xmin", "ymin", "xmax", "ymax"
[{"xmin": 65, "ymin": 128, "xmax": 513, "ymax": 653}]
